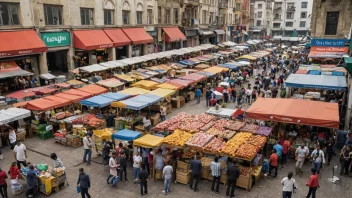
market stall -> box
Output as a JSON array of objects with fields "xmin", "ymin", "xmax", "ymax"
[
  {"xmin": 77, "ymin": 64, "xmax": 108, "ymax": 80},
  {"xmin": 118, "ymin": 87, "xmax": 150, "ymax": 95},
  {"xmin": 66, "ymin": 79, "xmax": 86, "ymax": 88},
  {"xmin": 96, "ymin": 78, "xmax": 125, "ymax": 91},
  {"xmin": 77, "ymin": 84, "xmax": 109, "ymax": 96},
  {"xmin": 130, "ymin": 80, "xmax": 159, "ymax": 90}
]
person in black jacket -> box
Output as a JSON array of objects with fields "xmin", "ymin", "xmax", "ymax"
[
  {"xmin": 226, "ymin": 161, "xmax": 240, "ymax": 198},
  {"xmin": 77, "ymin": 168, "xmax": 91, "ymax": 198},
  {"xmin": 189, "ymin": 155, "xmax": 202, "ymax": 192},
  {"xmin": 205, "ymin": 87, "xmax": 212, "ymax": 107},
  {"xmin": 138, "ymin": 164, "xmax": 149, "ymax": 196},
  {"xmin": 119, "ymin": 150, "xmax": 128, "ymax": 181}
]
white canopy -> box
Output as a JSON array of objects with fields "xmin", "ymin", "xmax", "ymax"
[
  {"xmin": 39, "ymin": 73, "xmax": 56, "ymax": 80},
  {"xmin": 79, "ymin": 64, "xmax": 107, "ymax": 73},
  {"xmin": 223, "ymin": 41, "xmax": 237, "ymax": 46},
  {"xmin": 0, "ymin": 108, "xmax": 31, "ymax": 125},
  {"xmin": 100, "ymin": 61, "xmax": 127, "ymax": 69}
]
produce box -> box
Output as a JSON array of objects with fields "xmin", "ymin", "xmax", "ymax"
[
  {"xmin": 177, "ymin": 160, "xmax": 190, "ymax": 171},
  {"xmin": 171, "ymin": 97, "xmax": 181, "ymax": 108},
  {"xmin": 151, "ymin": 113, "xmax": 160, "ymax": 126},
  {"xmin": 220, "ymin": 171, "xmax": 227, "ymax": 184},
  {"xmin": 38, "ymin": 131, "xmax": 53, "ymax": 140},
  {"xmin": 180, "ymin": 96, "xmax": 185, "ymax": 107},
  {"xmin": 236, "ymin": 174, "xmax": 252, "ymax": 190},
  {"xmin": 176, "ymin": 169, "xmax": 191, "ymax": 184},
  {"xmin": 186, "ymin": 132, "xmax": 214, "ymax": 152},
  {"xmin": 188, "ymin": 92, "xmax": 195, "ymax": 100},
  {"xmin": 201, "ymin": 166, "xmax": 209, "ymax": 179},
  {"xmin": 16, "ymin": 131, "xmax": 26, "ymax": 141}
]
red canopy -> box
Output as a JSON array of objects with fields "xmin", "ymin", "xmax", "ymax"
[
  {"xmin": 77, "ymin": 84, "xmax": 108, "ymax": 95},
  {"xmin": 163, "ymin": 27, "xmax": 186, "ymax": 43},
  {"xmin": 104, "ymin": 29, "xmax": 132, "ymax": 47},
  {"xmin": 122, "ymin": 28, "xmax": 153, "ymax": 45},
  {"xmin": 295, "ymin": 70, "xmax": 309, "ymax": 74},
  {"xmin": 63, "ymin": 89, "xmax": 93, "ymax": 98},
  {"xmin": 26, "ymin": 98, "xmax": 62, "ymax": 111},
  {"xmin": 6, "ymin": 91, "xmax": 36, "ymax": 100},
  {"xmin": 169, "ymin": 79, "xmax": 194, "ymax": 87},
  {"xmin": 44, "ymin": 95, "xmax": 72, "ymax": 106},
  {"xmin": 245, "ymin": 98, "xmax": 339, "ymax": 128},
  {"xmin": 54, "ymin": 93, "xmax": 87, "ymax": 103},
  {"xmin": 73, "ymin": 30, "xmax": 114, "ymax": 50},
  {"xmin": 181, "ymin": 73, "xmax": 207, "ymax": 82}
]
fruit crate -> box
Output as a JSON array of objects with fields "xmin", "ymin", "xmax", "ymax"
[
  {"xmin": 38, "ymin": 131, "xmax": 53, "ymax": 140},
  {"xmin": 175, "ymin": 169, "xmax": 191, "ymax": 184}
]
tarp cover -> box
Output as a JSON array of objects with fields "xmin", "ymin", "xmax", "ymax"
[
  {"xmin": 133, "ymin": 134, "xmax": 164, "ymax": 148},
  {"xmin": 54, "ymin": 93, "xmax": 86, "ymax": 103},
  {"xmin": 117, "ymin": 94, "xmax": 162, "ymax": 110},
  {"xmin": 285, "ymin": 74, "xmax": 347, "ymax": 90},
  {"xmin": 112, "ymin": 129, "xmax": 142, "ymax": 141},
  {"xmin": 148, "ymin": 88, "xmax": 176, "ymax": 98},
  {"xmin": 100, "ymin": 92, "xmax": 130, "ymax": 101},
  {"xmin": 26, "ymin": 98, "xmax": 62, "ymax": 111},
  {"xmin": 0, "ymin": 108, "xmax": 31, "ymax": 125},
  {"xmin": 245, "ymin": 98, "xmax": 339, "ymax": 128},
  {"xmin": 169, "ymin": 79, "xmax": 194, "ymax": 87},
  {"xmin": 156, "ymin": 83, "xmax": 181, "ymax": 90},
  {"xmin": 181, "ymin": 73, "xmax": 207, "ymax": 82},
  {"xmin": 118, "ymin": 87, "xmax": 150, "ymax": 95},
  {"xmin": 131, "ymin": 80, "xmax": 159, "ymax": 89},
  {"xmin": 78, "ymin": 84, "xmax": 108, "ymax": 95},
  {"xmin": 80, "ymin": 95, "xmax": 115, "ymax": 108},
  {"xmin": 44, "ymin": 95, "xmax": 72, "ymax": 106}
]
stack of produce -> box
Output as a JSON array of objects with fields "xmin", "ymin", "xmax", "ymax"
[
  {"xmin": 239, "ymin": 166, "xmax": 252, "ymax": 176},
  {"xmin": 200, "ymin": 120, "xmax": 216, "ymax": 131},
  {"xmin": 182, "ymin": 150, "xmax": 196, "ymax": 159},
  {"xmin": 162, "ymin": 129, "xmax": 193, "ymax": 147},
  {"xmin": 71, "ymin": 114, "xmax": 96, "ymax": 124},
  {"xmin": 206, "ymin": 127, "xmax": 236, "ymax": 139},
  {"xmin": 222, "ymin": 130, "xmax": 236, "ymax": 139},
  {"xmin": 203, "ymin": 137, "xmax": 226, "ymax": 153},
  {"xmin": 87, "ymin": 117, "xmax": 105, "ymax": 127},
  {"xmin": 186, "ymin": 132, "xmax": 214, "ymax": 150},
  {"xmin": 227, "ymin": 121, "xmax": 246, "ymax": 131},
  {"xmin": 247, "ymin": 135, "xmax": 267, "ymax": 148},
  {"xmin": 212, "ymin": 119, "xmax": 233, "ymax": 130},
  {"xmin": 235, "ymin": 143, "xmax": 258, "ymax": 160},
  {"xmin": 154, "ymin": 112, "xmax": 191, "ymax": 131},
  {"xmin": 195, "ymin": 113, "xmax": 216, "ymax": 124},
  {"xmin": 179, "ymin": 121, "xmax": 205, "ymax": 133},
  {"xmin": 201, "ymin": 157, "xmax": 213, "ymax": 167},
  {"xmin": 240, "ymin": 123, "xmax": 259, "ymax": 133},
  {"xmin": 220, "ymin": 132, "xmax": 253, "ymax": 157}
]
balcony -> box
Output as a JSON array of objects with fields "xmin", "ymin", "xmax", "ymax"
[
  {"xmin": 273, "ymin": 17, "xmax": 281, "ymax": 21},
  {"xmin": 184, "ymin": 0, "xmax": 200, "ymax": 6},
  {"xmin": 287, "ymin": 6, "xmax": 296, "ymax": 11},
  {"xmin": 219, "ymin": 0, "xmax": 228, "ymax": 8},
  {"xmin": 182, "ymin": 18, "xmax": 200, "ymax": 27},
  {"xmin": 274, "ymin": 7, "xmax": 282, "ymax": 11}
]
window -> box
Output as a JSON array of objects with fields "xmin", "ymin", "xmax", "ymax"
[
  {"xmin": 80, "ymin": 8, "xmax": 93, "ymax": 25},
  {"xmin": 325, "ymin": 12, "xmax": 339, "ymax": 35},
  {"xmin": 136, "ymin": 11, "xmax": 143, "ymax": 24},
  {"xmin": 147, "ymin": 9, "xmax": 153, "ymax": 25},
  {"xmin": 0, "ymin": 2, "xmax": 20, "ymax": 26},
  {"xmin": 104, "ymin": 10, "xmax": 114, "ymax": 25},
  {"xmin": 257, "ymin": 12, "xmax": 262, "ymax": 18},
  {"xmin": 256, "ymin": 20, "xmax": 261, "ymax": 26},
  {"xmin": 285, "ymin": 22, "xmax": 293, "ymax": 27},
  {"xmin": 122, "ymin": 10, "xmax": 130, "ymax": 25},
  {"xmin": 301, "ymin": 12, "xmax": 307, "ymax": 19},
  {"xmin": 165, "ymin": 9, "xmax": 170, "ymax": 24},
  {"xmin": 299, "ymin": 21, "xmax": 306, "ymax": 27},
  {"xmin": 236, "ymin": 3, "xmax": 241, "ymax": 11},
  {"xmin": 209, "ymin": 12, "xmax": 214, "ymax": 23},
  {"xmin": 202, "ymin": 10, "xmax": 206, "ymax": 24},
  {"xmin": 158, "ymin": 6, "xmax": 161, "ymax": 24},
  {"xmin": 44, "ymin": 5, "xmax": 63, "ymax": 25},
  {"xmin": 274, "ymin": 14, "xmax": 281, "ymax": 20},
  {"xmin": 273, "ymin": 23, "xmax": 280, "ymax": 28},
  {"xmin": 286, "ymin": 12, "xmax": 294, "ymax": 19},
  {"xmin": 174, "ymin": 8, "xmax": 179, "ymax": 24},
  {"xmin": 287, "ymin": 3, "xmax": 294, "ymax": 8},
  {"xmin": 258, "ymin": 4, "xmax": 262, "ymax": 9},
  {"xmin": 301, "ymin": 2, "xmax": 307, "ymax": 8}
]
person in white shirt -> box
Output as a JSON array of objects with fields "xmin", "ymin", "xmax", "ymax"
[
  {"xmin": 107, "ymin": 152, "xmax": 119, "ymax": 187},
  {"xmin": 8, "ymin": 128, "xmax": 17, "ymax": 149},
  {"xmin": 281, "ymin": 172, "xmax": 296, "ymax": 198},
  {"xmin": 295, "ymin": 143, "xmax": 309, "ymax": 174},
  {"xmin": 162, "ymin": 161, "xmax": 173, "ymax": 195},
  {"xmin": 83, "ymin": 133, "xmax": 92, "ymax": 165},
  {"xmin": 160, "ymin": 106, "xmax": 167, "ymax": 122},
  {"xmin": 13, "ymin": 140, "xmax": 27, "ymax": 169},
  {"xmin": 143, "ymin": 116, "xmax": 151, "ymax": 132},
  {"xmin": 133, "ymin": 152, "xmax": 142, "ymax": 181},
  {"xmin": 311, "ymin": 145, "xmax": 325, "ymax": 174}
]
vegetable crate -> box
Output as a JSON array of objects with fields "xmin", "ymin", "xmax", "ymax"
[
  {"xmin": 177, "ymin": 160, "xmax": 189, "ymax": 171},
  {"xmin": 175, "ymin": 170, "xmax": 191, "ymax": 185},
  {"xmin": 38, "ymin": 131, "xmax": 53, "ymax": 140}
]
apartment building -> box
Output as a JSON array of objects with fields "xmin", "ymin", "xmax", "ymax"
[
  {"xmin": 249, "ymin": 0, "xmax": 272, "ymax": 39},
  {"xmin": 271, "ymin": 0, "xmax": 312, "ymax": 37}
]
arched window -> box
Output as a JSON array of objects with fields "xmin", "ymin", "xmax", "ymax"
[
  {"xmin": 104, "ymin": 0, "xmax": 115, "ymax": 25},
  {"xmin": 122, "ymin": 1, "xmax": 130, "ymax": 25},
  {"xmin": 136, "ymin": 3, "xmax": 143, "ymax": 24}
]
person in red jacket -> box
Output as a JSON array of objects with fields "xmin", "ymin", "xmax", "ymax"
[
  {"xmin": 306, "ymin": 168, "xmax": 319, "ymax": 198},
  {"xmin": 268, "ymin": 150, "xmax": 278, "ymax": 177},
  {"xmin": 9, "ymin": 162, "xmax": 21, "ymax": 179},
  {"xmin": 0, "ymin": 167, "xmax": 8, "ymax": 198}
]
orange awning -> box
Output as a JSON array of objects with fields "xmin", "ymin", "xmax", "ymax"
[
  {"xmin": 73, "ymin": 30, "xmax": 114, "ymax": 50},
  {"xmin": 169, "ymin": 79, "xmax": 194, "ymax": 87},
  {"xmin": 77, "ymin": 84, "xmax": 108, "ymax": 95},
  {"xmin": 181, "ymin": 73, "xmax": 207, "ymax": 82},
  {"xmin": 54, "ymin": 93, "xmax": 87, "ymax": 103},
  {"xmin": 122, "ymin": 28, "xmax": 153, "ymax": 45},
  {"xmin": 26, "ymin": 98, "xmax": 62, "ymax": 111},
  {"xmin": 245, "ymin": 98, "xmax": 339, "ymax": 128},
  {"xmin": 63, "ymin": 89, "xmax": 93, "ymax": 98},
  {"xmin": 0, "ymin": 30, "xmax": 47, "ymax": 58},
  {"xmin": 44, "ymin": 95, "xmax": 72, "ymax": 107},
  {"xmin": 104, "ymin": 29, "xmax": 132, "ymax": 47},
  {"xmin": 163, "ymin": 27, "xmax": 186, "ymax": 42},
  {"xmin": 12, "ymin": 101, "xmax": 28, "ymax": 108}
]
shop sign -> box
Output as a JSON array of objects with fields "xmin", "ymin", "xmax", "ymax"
[
  {"xmin": 40, "ymin": 32, "xmax": 71, "ymax": 47},
  {"xmin": 311, "ymin": 38, "xmax": 349, "ymax": 47},
  {"xmin": 311, "ymin": 46, "xmax": 348, "ymax": 53}
]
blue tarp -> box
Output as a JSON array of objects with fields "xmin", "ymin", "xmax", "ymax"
[
  {"xmin": 80, "ymin": 95, "xmax": 115, "ymax": 108},
  {"xmin": 121, "ymin": 100, "xmax": 149, "ymax": 110},
  {"xmin": 332, "ymin": 71, "xmax": 345, "ymax": 76},
  {"xmin": 197, "ymin": 71, "xmax": 215, "ymax": 77},
  {"xmin": 308, "ymin": 70, "xmax": 321, "ymax": 75},
  {"xmin": 112, "ymin": 129, "xmax": 142, "ymax": 141},
  {"xmin": 120, "ymin": 94, "xmax": 162, "ymax": 110},
  {"xmin": 285, "ymin": 74, "xmax": 347, "ymax": 90},
  {"xmin": 100, "ymin": 92, "xmax": 130, "ymax": 101}
]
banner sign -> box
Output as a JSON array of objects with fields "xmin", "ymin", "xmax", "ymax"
[{"xmin": 311, "ymin": 39, "xmax": 349, "ymax": 47}]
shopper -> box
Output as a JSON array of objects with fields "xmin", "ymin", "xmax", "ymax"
[
  {"xmin": 226, "ymin": 161, "xmax": 240, "ymax": 198},
  {"xmin": 82, "ymin": 133, "xmax": 92, "ymax": 165},
  {"xmin": 162, "ymin": 161, "xmax": 173, "ymax": 195},
  {"xmin": 141, "ymin": 148, "xmax": 150, "ymax": 175},
  {"xmin": 210, "ymin": 157, "xmax": 221, "ymax": 194},
  {"xmin": 273, "ymin": 140, "xmax": 283, "ymax": 166},
  {"xmin": 195, "ymin": 87, "xmax": 201, "ymax": 104},
  {"xmin": 8, "ymin": 128, "xmax": 16, "ymax": 150},
  {"xmin": 306, "ymin": 168, "xmax": 319, "ymax": 198},
  {"xmin": 311, "ymin": 145, "xmax": 325, "ymax": 174},
  {"xmin": 0, "ymin": 167, "xmax": 8, "ymax": 198},
  {"xmin": 107, "ymin": 152, "xmax": 119, "ymax": 186},
  {"xmin": 281, "ymin": 138, "xmax": 290, "ymax": 168},
  {"xmin": 339, "ymin": 145, "xmax": 351, "ymax": 175},
  {"xmin": 138, "ymin": 164, "xmax": 149, "ymax": 196},
  {"xmin": 119, "ymin": 150, "xmax": 128, "ymax": 181},
  {"xmin": 295, "ymin": 143, "xmax": 309, "ymax": 174},
  {"xmin": 281, "ymin": 172, "xmax": 296, "ymax": 198},
  {"xmin": 77, "ymin": 168, "xmax": 91, "ymax": 198},
  {"xmin": 189, "ymin": 155, "xmax": 202, "ymax": 192},
  {"xmin": 326, "ymin": 137, "xmax": 335, "ymax": 166},
  {"xmin": 26, "ymin": 165, "xmax": 38, "ymax": 198},
  {"xmin": 269, "ymin": 150, "xmax": 278, "ymax": 177},
  {"xmin": 160, "ymin": 105, "xmax": 167, "ymax": 121},
  {"xmin": 205, "ymin": 87, "xmax": 212, "ymax": 106},
  {"xmin": 133, "ymin": 151, "xmax": 142, "ymax": 181},
  {"xmin": 9, "ymin": 162, "xmax": 21, "ymax": 180},
  {"xmin": 143, "ymin": 116, "xmax": 152, "ymax": 132},
  {"xmin": 13, "ymin": 140, "xmax": 27, "ymax": 169}
]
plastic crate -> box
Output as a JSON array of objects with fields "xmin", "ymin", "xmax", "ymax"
[{"xmin": 38, "ymin": 131, "xmax": 53, "ymax": 140}]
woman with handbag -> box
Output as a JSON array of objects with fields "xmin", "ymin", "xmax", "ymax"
[{"xmin": 281, "ymin": 172, "xmax": 296, "ymax": 198}]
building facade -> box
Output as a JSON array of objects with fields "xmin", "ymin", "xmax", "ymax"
[
  {"xmin": 271, "ymin": 0, "xmax": 312, "ymax": 37},
  {"xmin": 249, "ymin": 0, "xmax": 272, "ymax": 39},
  {"xmin": 311, "ymin": 0, "xmax": 352, "ymax": 38}
]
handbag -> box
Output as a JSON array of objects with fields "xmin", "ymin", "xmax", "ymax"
[{"xmin": 76, "ymin": 186, "xmax": 81, "ymax": 193}]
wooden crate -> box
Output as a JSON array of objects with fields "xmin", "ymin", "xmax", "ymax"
[
  {"xmin": 175, "ymin": 170, "xmax": 191, "ymax": 184},
  {"xmin": 16, "ymin": 131, "xmax": 26, "ymax": 141},
  {"xmin": 201, "ymin": 166, "xmax": 209, "ymax": 179},
  {"xmin": 236, "ymin": 174, "xmax": 252, "ymax": 191},
  {"xmin": 177, "ymin": 160, "xmax": 189, "ymax": 171},
  {"xmin": 220, "ymin": 171, "xmax": 227, "ymax": 185},
  {"xmin": 154, "ymin": 169, "xmax": 162, "ymax": 180}
]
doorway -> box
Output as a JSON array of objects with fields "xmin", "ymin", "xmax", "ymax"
[{"xmin": 47, "ymin": 50, "xmax": 68, "ymax": 73}]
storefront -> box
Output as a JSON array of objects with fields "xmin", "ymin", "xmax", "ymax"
[
  {"xmin": 122, "ymin": 28, "xmax": 154, "ymax": 57},
  {"xmin": 162, "ymin": 27, "xmax": 186, "ymax": 51},
  {"xmin": 146, "ymin": 27, "xmax": 158, "ymax": 53},
  {"xmin": 214, "ymin": 29, "xmax": 226, "ymax": 43},
  {"xmin": 40, "ymin": 31, "xmax": 71, "ymax": 73},
  {"xmin": 73, "ymin": 30, "xmax": 114, "ymax": 67},
  {"xmin": 198, "ymin": 29, "xmax": 216, "ymax": 45},
  {"xmin": 103, "ymin": 29, "xmax": 131, "ymax": 60},
  {"xmin": 183, "ymin": 28, "xmax": 199, "ymax": 47}
]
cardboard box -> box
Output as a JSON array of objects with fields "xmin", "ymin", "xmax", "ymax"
[
  {"xmin": 179, "ymin": 96, "xmax": 185, "ymax": 107},
  {"xmin": 151, "ymin": 113, "xmax": 160, "ymax": 126},
  {"xmin": 189, "ymin": 92, "xmax": 195, "ymax": 100},
  {"xmin": 171, "ymin": 97, "xmax": 181, "ymax": 108}
]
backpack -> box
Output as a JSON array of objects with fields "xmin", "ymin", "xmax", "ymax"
[{"xmin": 112, "ymin": 176, "xmax": 119, "ymax": 186}]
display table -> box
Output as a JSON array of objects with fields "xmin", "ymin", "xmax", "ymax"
[{"xmin": 205, "ymin": 108, "xmax": 235, "ymax": 118}]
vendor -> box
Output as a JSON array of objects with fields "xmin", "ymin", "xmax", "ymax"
[
  {"xmin": 50, "ymin": 153, "xmax": 65, "ymax": 171},
  {"xmin": 143, "ymin": 116, "xmax": 152, "ymax": 132},
  {"xmin": 154, "ymin": 149, "xmax": 164, "ymax": 170}
]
